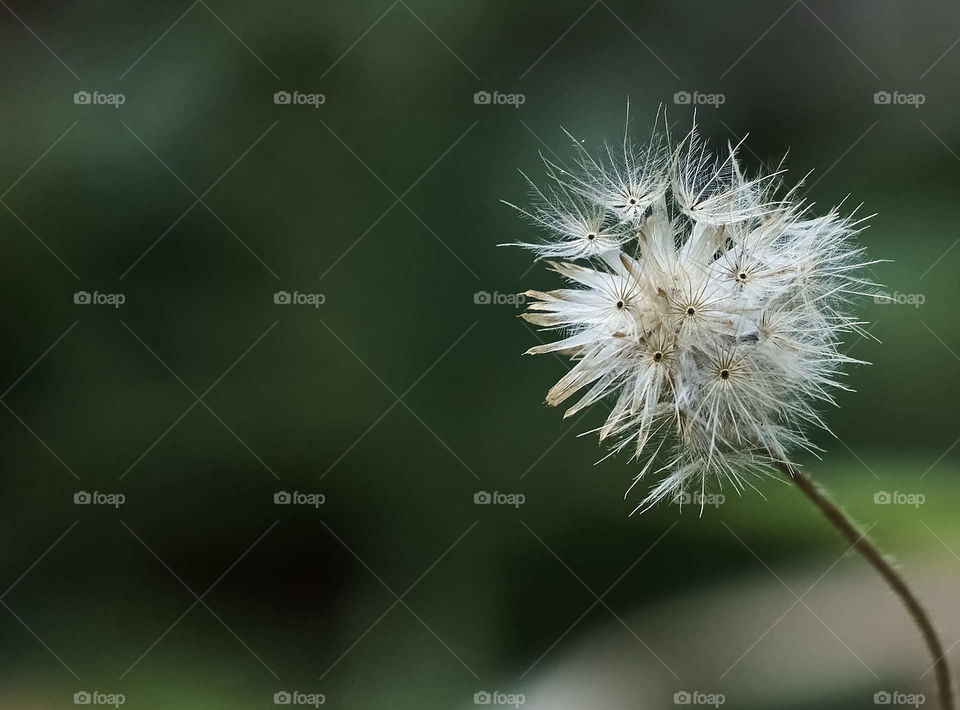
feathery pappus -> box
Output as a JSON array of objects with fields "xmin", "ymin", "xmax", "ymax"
[{"xmin": 506, "ymin": 109, "xmax": 879, "ymax": 514}]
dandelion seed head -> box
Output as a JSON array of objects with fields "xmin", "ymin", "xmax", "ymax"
[{"xmin": 509, "ymin": 111, "xmax": 878, "ymax": 514}]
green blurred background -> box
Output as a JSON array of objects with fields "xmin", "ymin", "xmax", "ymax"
[{"xmin": 1, "ymin": 1, "xmax": 959, "ymax": 708}]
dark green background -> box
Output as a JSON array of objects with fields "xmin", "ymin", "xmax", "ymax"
[{"xmin": 1, "ymin": 1, "xmax": 958, "ymax": 708}]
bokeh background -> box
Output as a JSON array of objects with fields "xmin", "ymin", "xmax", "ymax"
[{"xmin": 1, "ymin": 1, "xmax": 959, "ymax": 708}]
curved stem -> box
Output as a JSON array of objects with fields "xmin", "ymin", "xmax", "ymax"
[{"xmin": 775, "ymin": 460, "xmax": 955, "ymax": 710}]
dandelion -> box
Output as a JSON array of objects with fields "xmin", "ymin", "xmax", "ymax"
[
  {"xmin": 510, "ymin": 112, "xmax": 872, "ymax": 513},
  {"xmin": 507, "ymin": 108, "xmax": 954, "ymax": 709}
]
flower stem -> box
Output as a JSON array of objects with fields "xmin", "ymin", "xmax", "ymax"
[{"xmin": 775, "ymin": 460, "xmax": 954, "ymax": 710}]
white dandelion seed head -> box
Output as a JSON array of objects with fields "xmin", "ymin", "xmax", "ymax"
[{"xmin": 508, "ymin": 109, "xmax": 880, "ymax": 515}]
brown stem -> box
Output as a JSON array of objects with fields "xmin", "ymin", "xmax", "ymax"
[{"xmin": 775, "ymin": 459, "xmax": 954, "ymax": 710}]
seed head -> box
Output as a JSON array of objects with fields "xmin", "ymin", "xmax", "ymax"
[{"xmin": 508, "ymin": 110, "xmax": 878, "ymax": 514}]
